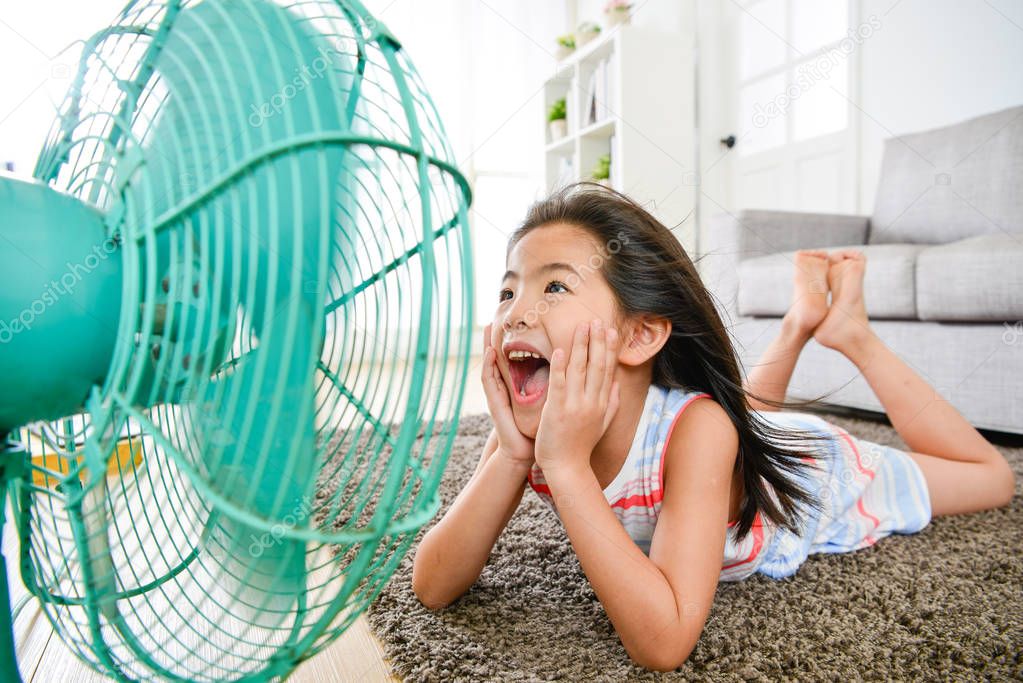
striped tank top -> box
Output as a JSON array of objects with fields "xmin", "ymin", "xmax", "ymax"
[{"xmin": 526, "ymin": 383, "xmax": 932, "ymax": 582}]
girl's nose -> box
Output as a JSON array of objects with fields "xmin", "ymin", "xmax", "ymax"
[
  {"xmin": 502, "ymin": 296, "xmax": 534, "ymax": 333},
  {"xmin": 502, "ymin": 311, "xmax": 525, "ymax": 333}
]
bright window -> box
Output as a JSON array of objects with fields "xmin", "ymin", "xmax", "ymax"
[{"xmin": 736, "ymin": 0, "xmax": 852, "ymax": 155}]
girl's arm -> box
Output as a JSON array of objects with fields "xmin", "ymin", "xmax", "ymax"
[
  {"xmin": 542, "ymin": 398, "xmax": 737, "ymax": 672},
  {"xmin": 411, "ymin": 427, "xmax": 531, "ymax": 609}
]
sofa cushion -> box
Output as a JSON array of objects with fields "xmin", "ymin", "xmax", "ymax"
[
  {"xmin": 869, "ymin": 105, "xmax": 1023, "ymax": 245},
  {"xmin": 916, "ymin": 233, "xmax": 1023, "ymax": 322},
  {"xmin": 737, "ymin": 244, "xmax": 926, "ymax": 319}
]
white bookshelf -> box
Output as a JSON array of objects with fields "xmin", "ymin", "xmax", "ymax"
[{"xmin": 542, "ymin": 25, "xmax": 696, "ymax": 253}]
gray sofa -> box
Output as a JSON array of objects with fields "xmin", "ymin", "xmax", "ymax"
[{"xmin": 702, "ymin": 105, "xmax": 1023, "ymax": 435}]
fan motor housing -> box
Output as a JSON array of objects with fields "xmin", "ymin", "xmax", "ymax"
[{"xmin": 0, "ymin": 174, "xmax": 122, "ymax": 431}]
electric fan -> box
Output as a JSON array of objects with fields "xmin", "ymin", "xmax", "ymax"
[{"xmin": 0, "ymin": 0, "xmax": 473, "ymax": 679}]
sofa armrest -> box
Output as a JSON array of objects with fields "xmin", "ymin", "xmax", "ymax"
[{"xmin": 699, "ymin": 209, "xmax": 870, "ymax": 322}]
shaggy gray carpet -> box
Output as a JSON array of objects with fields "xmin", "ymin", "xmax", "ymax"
[{"xmin": 365, "ymin": 412, "xmax": 1022, "ymax": 681}]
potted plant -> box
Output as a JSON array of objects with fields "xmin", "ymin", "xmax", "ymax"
[
  {"xmin": 555, "ymin": 33, "xmax": 576, "ymax": 60},
  {"xmin": 603, "ymin": 0, "xmax": 633, "ymax": 27},
  {"xmin": 548, "ymin": 98, "xmax": 567, "ymax": 141},
  {"xmin": 577, "ymin": 21, "xmax": 601, "ymax": 48},
  {"xmin": 591, "ymin": 153, "xmax": 611, "ymax": 187}
]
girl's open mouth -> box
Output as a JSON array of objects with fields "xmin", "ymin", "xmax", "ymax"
[{"xmin": 506, "ymin": 351, "xmax": 550, "ymax": 405}]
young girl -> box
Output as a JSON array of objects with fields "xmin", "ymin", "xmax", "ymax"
[{"xmin": 410, "ymin": 183, "xmax": 1016, "ymax": 672}]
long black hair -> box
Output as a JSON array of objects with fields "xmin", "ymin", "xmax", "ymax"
[{"xmin": 509, "ymin": 182, "xmax": 830, "ymax": 543}]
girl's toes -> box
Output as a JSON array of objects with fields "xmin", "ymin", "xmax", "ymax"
[
  {"xmin": 827, "ymin": 249, "xmax": 847, "ymax": 263},
  {"xmin": 787, "ymin": 251, "xmax": 830, "ymax": 334},
  {"xmin": 828, "ymin": 248, "xmax": 865, "ymax": 264}
]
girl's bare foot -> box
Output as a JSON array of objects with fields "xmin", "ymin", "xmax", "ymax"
[
  {"xmin": 783, "ymin": 250, "xmax": 830, "ymax": 339},
  {"xmin": 813, "ymin": 249, "xmax": 872, "ymax": 354}
]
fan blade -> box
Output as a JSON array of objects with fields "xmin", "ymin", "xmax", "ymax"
[
  {"xmin": 196, "ymin": 298, "xmax": 319, "ymax": 621},
  {"xmin": 126, "ymin": 0, "xmax": 352, "ymax": 407},
  {"xmin": 138, "ymin": 0, "xmax": 351, "ymax": 295}
]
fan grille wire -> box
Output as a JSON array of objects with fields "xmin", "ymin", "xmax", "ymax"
[{"xmin": 9, "ymin": 1, "xmax": 473, "ymax": 680}]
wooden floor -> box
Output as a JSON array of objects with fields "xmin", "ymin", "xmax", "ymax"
[{"xmin": 6, "ymin": 351, "xmax": 488, "ymax": 681}]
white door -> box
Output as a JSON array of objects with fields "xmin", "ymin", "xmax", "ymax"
[{"xmin": 723, "ymin": 0, "xmax": 869, "ymax": 214}]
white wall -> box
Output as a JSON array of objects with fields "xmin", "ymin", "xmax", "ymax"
[
  {"xmin": 0, "ymin": 1, "xmax": 127, "ymax": 174},
  {"xmin": 695, "ymin": 0, "xmax": 738, "ymax": 254},
  {"xmin": 856, "ymin": 0, "xmax": 1023, "ymax": 213},
  {"xmin": 362, "ymin": 0, "xmax": 474, "ymax": 167}
]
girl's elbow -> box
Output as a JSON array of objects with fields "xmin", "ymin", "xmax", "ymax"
[
  {"xmin": 414, "ymin": 589, "xmax": 451, "ymax": 611},
  {"xmin": 411, "ymin": 552, "xmax": 464, "ymax": 610},
  {"xmin": 633, "ymin": 648, "xmax": 689, "ymax": 673},
  {"xmin": 411, "ymin": 557, "xmax": 447, "ymax": 610},
  {"xmin": 630, "ymin": 632, "xmax": 695, "ymax": 672},
  {"xmin": 411, "ymin": 572, "xmax": 451, "ymax": 610}
]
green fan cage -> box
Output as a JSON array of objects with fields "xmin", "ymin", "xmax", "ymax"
[{"xmin": 0, "ymin": 0, "xmax": 473, "ymax": 680}]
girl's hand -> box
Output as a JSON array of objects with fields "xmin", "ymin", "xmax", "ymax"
[
  {"xmin": 534, "ymin": 319, "xmax": 621, "ymax": 476},
  {"xmin": 480, "ymin": 323, "xmax": 536, "ymax": 467}
]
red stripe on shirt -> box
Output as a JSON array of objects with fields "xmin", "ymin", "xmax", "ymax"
[
  {"xmin": 611, "ymin": 492, "xmax": 656, "ymax": 510},
  {"xmin": 531, "ymin": 481, "xmax": 551, "ymax": 496},
  {"xmin": 722, "ymin": 510, "xmax": 765, "ymax": 570},
  {"xmin": 529, "ymin": 391, "xmax": 718, "ymax": 517},
  {"xmin": 656, "ymin": 392, "xmax": 713, "ymax": 506},
  {"xmin": 837, "ymin": 429, "xmax": 877, "ymax": 482},
  {"xmin": 836, "ymin": 429, "xmax": 881, "ymax": 534}
]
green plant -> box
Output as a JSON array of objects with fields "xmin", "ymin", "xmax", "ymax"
[
  {"xmin": 604, "ymin": 0, "xmax": 633, "ymax": 12},
  {"xmin": 548, "ymin": 97, "xmax": 567, "ymax": 122},
  {"xmin": 556, "ymin": 33, "xmax": 575, "ymax": 49},
  {"xmin": 578, "ymin": 21, "xmax": 601, "ymax": 34},
  {"xmin": 591, "ymin": 153, "xmax": 611, "ymax": 180}
]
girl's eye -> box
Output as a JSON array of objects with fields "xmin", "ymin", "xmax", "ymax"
[{"xmin": 499, "ymin": 281, "xmax": 568, "ymax": 302}]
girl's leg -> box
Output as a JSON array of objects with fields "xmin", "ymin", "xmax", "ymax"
[
  {"xmin": 813, "ymin": 250, "xmax": 1016, "ymax": 516},
  {"xmin": 744, "ymin": 250, "xmax": 829, "ymax": 411}
]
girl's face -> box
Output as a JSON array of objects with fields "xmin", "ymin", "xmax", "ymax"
[{"xmin": 491, "ymin": 222, "xmax": 622, "ymax": 438}]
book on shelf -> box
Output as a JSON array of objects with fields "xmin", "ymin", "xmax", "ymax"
[
  {"xmin": 569, "ymin": 75, "xmax": 577, "ymax": 134},
  {"xmin": 595, "ymin": 59, "xmax": 607, "ymax": 121},
  {"xmin": 582, "ymin": 58, "xmax": 614, "ymax": 125},
  {"xmin": 605, "ymin": 58, "xmax": 614, "ymax": 120},
  {"xmin": 557, "ymin": 156, "xmax": 575, "ymax": 186},
  {"xmin": 584, "ymin": 69, "xmax": 597, "ymax": 126}
]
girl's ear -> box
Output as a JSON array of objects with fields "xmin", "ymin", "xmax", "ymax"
[{"xmin": 617, "ymin": 315, "xmax": 671, "ymax": 367}]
